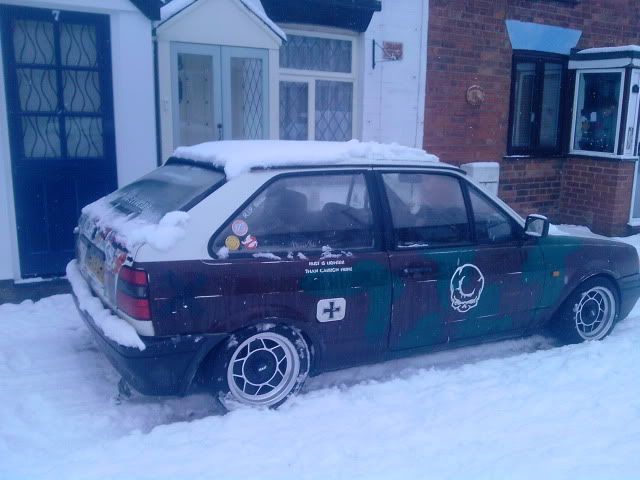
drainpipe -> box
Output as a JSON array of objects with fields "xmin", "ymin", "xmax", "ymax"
[{"xmin": 152, "ymin": 28, "xmax": 162, "ymax": 167}]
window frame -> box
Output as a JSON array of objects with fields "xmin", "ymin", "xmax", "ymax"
[
  {"xmin": 507, "ymin": 50, "xmax": 568, "ymax": 156},
  {"xmin": 375, "ymin": 169, "xmax": 526, "ymax": 251},
  {"xmin": 206, "ymin": 169, "xmax": 384, "ymax": 259},
  {"xmin": 465, "ymin": 182, "xmax": 524, "ymax": 246},
  {"xmin": 375, "ymin": 170, "xmax": 475, "ymax": 251},
  {"xmin": 278, "ymin": 27, "xmax": 359, "ymax": 141},
  {"xmin": 568, "ymin": 67, "xmax": 626, "ymax": 158}
]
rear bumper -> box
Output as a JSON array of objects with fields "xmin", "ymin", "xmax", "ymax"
[
  {"xmin": 618, "ymin": 272, "xmax": 640, "ymax": 320},
  {"xmin": 71, "ymin": 290, "xmax": 227, "ymax": 396}
]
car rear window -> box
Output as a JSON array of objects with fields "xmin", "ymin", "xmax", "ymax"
[{"xmin": 108, "ymin": 163, "xmax": 225, "ymax": 223}]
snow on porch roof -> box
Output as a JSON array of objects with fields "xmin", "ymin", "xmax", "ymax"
[
  {"xmin": 159, "ymin": 0, "xmax": 286, "ymax": 40},
  {"xmin": 569, "ymin": 45, "xmax": 640, "ymax": 69},
  {"xmin": 171, "ymin": 140, "xmax": 439, "ymax": 178}
]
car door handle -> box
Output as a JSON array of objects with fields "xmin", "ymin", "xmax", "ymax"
[{"xmin": 401, "ymin": 266, "xmax": 434, "ymax": 277}]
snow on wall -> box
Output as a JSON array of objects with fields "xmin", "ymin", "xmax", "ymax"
[{"xmin": 361, "ymin": 0, "xmax": 429, "ymax": 148}]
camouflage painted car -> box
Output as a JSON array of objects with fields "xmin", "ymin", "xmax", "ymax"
[{"xmin": 70, "ymin": 141, "xmax": 640, "ymax": 408}]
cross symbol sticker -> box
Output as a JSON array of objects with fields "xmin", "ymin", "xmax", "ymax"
[
  {"xmin": 316, "ymin": 298, "xmax": 346, "ymax": 322},
  {"xmin": 323, "ymin": 301, "xmax": 341, "ymax": 320}
]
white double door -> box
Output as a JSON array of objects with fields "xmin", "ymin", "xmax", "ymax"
[{"xmin": 172, "ymin": 43, "xmax": 269, "ymax": 147}]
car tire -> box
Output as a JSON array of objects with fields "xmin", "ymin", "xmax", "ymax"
[
  {"xmin": 552, "ymin": 277, "xmax": 619, "ymax": 344},
  {"xmin": 212, "ymin": 323, "xmax": 311, "ymax": 409}
]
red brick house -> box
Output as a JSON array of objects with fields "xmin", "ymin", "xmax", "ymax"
[{"xmin": 424, "ymin": 0, "xmax": 640, "ymax": 236}]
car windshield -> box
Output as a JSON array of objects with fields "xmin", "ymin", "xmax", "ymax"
[{"xmin": 107, "ymin": 163, "xmax": 225, "ymax": 223}]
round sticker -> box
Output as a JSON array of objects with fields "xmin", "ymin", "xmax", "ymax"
[
  {"xmin": 225, "ymin": 235, "xmax": 241, "ymax": 251},
  {"xmin": 232, "ymin": 219, "xmax": 249, "ymax": 237},
  {"xmin": 242, "ymin": 234, "xmax": 258, "ymax": 250}
]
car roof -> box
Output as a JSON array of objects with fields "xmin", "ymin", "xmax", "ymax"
[
  {"xmin": 168, "ymin": 140, "xmax": 463, "ymax": 177},
  {"xmin": 248, "ymin": 160, "xmax": 464, "ymax": 174}
]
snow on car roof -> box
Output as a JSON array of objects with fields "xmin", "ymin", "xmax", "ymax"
[{"xmin": 171, "ymin": 140, "xmax": 440, "ymax": 178}]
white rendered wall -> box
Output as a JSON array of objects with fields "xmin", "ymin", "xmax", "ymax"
[
  {"xmin": 0, "ymin": 0, "xmax": 157, "ymax": 280},
  {"xmin": 361, "ymin": 0, "xmax": 429, "ymax": 148},
  {"xmin": 109, "ymin": 10, "xmax": 158, "ymax": 187}
]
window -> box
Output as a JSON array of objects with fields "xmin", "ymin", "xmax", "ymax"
[
  {"xmin": 468, "ymin": 187, "xmax": 519, "ymax": 244},
  {"xmin": 107, "ymin": 164, "xmax": 225, "ymax": 224},
  {"xmin": 279, "ymin": 32, "xmax": 356, "ymax": 141},
  {"xmin": 382, "ymin": 173, "xmax": 470, "ymax": 248},
  {"xmin": 571, "ymin": 70, "xmax": 623, "ymax": 155},
  {"xmin": 508, "ymin": 53, "xmax": 566, "ymax": 155},
  {"xmin": 212, "ymin": 173, "xmax": 374, "ymax": 257}
]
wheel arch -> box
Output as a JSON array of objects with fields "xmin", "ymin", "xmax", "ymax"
[
  {"xmin": 545, "ymin": 271, "xmax": 621, "ymax": 328},
  {"xmin": 189, "ymin": 317, "xmax": 321, "ymax": 393}
]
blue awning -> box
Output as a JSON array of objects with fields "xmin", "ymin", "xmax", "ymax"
[{"xmin": 506, "ymin": 20, "xmax": 582, "ymax": 55}]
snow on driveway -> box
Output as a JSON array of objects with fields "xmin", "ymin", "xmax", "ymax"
[{"xmin": 1, "ymin": 292, "xmax": 639, "ymax": 479}]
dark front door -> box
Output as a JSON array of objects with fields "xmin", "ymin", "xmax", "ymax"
[{"xmin": 1, "ymin": 6, "xmax": 117, "ymax": 277}]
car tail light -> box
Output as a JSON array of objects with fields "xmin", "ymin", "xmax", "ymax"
[{"xmin": 117, "ymin": 266, "xmax": 151, "ymax": 320}]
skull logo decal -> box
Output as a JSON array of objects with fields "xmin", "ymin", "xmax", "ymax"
[{"xmin": 450, "ymin": 263, "xmax": 485, "ymax": 313}]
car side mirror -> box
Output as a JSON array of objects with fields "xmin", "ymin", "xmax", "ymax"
[{"xmin": 524, "ymin": 214, "xmax": 549, "ymax": 238}]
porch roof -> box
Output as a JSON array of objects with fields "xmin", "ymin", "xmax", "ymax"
[{"xmin": 130, "ymin": 0, "xmax": 162, "ymax": 20}]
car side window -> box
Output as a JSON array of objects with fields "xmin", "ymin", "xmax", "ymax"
[
  {"xmin": 212, "ymin": 173, "xmax": 375, "ymax": 257},
  {"xmin": 468, "ymin": 186, "xmax": 518, "ymax": 244},
  {"xmin": 382, "ymin": 172, "xmax": 470, "ymax": 248}
]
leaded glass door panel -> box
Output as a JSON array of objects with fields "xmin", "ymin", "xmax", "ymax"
[
  {"xmin": 222, "ymin": 47, "xmax": 268, "ymax": 140},
  {"xmin": 1, "ymin": 5, "xmax": 117, "ymax": 277}
]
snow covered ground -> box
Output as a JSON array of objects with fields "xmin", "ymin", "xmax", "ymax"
[{"xmin": 1, "ymin": 227, "xmax": 640, "ymax": 479}]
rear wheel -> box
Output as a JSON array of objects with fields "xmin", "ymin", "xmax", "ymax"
[
  {"xmin": 552, "ymin": 277, "xmax": 619, "ymax": 344},
  {"xmin": 213, "ymin": 324, "xmax": 311, "ymax": 409}
]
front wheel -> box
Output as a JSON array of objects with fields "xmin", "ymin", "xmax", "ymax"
[
  {"xmin": 215, "ymin": 324, "xmax": 311, "ymax": 409},
  {"xmin": 552, "ymin": 277, "xmax": 619, "ymax": 344}
]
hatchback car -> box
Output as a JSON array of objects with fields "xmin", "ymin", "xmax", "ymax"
[{"xmin": 69, "ymin": 140, "xmax": 640, "ymax": 408}]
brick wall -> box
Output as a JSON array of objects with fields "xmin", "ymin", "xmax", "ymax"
[
  {"xmin": 498, "ymin": 158, "xmax": 563, "ymax": 219},
  {"xmin": 424, "ymin": 0, "xmax": 640, "ymax": 235},
  {"xmin": 559, "ymin": 158, "xmax": 636, "ymax": 236}
]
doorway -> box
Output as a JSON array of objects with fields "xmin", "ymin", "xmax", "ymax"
[
  {"xmin": 0, "ymin": 5, "xmax": 117, "ymax": 277},
  {"xmin": 171, "ymin": 43, "xmax": 269, "ymax": 148}
]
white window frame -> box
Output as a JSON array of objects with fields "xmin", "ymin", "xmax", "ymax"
[
  {"xmin": 278, "ymin": 27, "xmax": 360, "ymax": 141},
  {"xmin": 569, "ymin": 68, "xmax": 626, "ymax": 158}
]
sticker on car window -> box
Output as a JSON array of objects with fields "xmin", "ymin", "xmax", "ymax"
[
  {"xmin": 450, "ymin": 264, "xmax": 484, "ymax": 312},
  {"xmin": 225, "ymin": 235, "xmax": 241, "ymax": 251},
  {"xmin": 232, "ymin": 219, "xmax": 249, "ymax": 237},
  {"xmin": 242, "ymin": 235, "xmax": 258, "ymax": 249}
]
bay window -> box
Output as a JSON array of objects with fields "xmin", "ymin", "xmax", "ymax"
[
  {"xmin": 568, "ymin": 48, "xmax": 640, "ymax": 159},
  {"xmin": 571, "ymin": 70, "xmax": 624, "ymax": 155}
]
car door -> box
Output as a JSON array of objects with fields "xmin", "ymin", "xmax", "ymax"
[
  {"xmin": 201, "ymin": 170, "xmax": 392, "ymax": 370},
  {"xmin": 453, "ymin": 180, "xmax": 546, "ymax": 341},
  {"xmin": 378, "ymin": 170, "xmax": 543, "ymax": 351}
]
